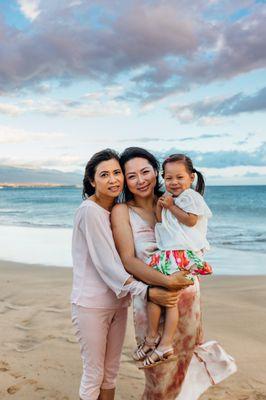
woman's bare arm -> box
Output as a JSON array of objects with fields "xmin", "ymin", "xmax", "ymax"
[
  {"xmin": 111, "ymin": 204, "xmax": 192, "ymax": 290},
  {"xmin": 155, "ymin": 200, "xmax": 163, "ymax": 222}
]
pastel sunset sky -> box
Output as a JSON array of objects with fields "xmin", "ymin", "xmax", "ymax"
[{"xmin": 0, "ymin": 0, "xmax": 266, "ymax": 184}]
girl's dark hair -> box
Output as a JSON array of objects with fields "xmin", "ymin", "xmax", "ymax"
[
  {"xmin": 162, "ymin": 154, "xmax": 205, "ymax": 195},
  {"xmin": 119, "ymin": 147, "xmax": 163, "ymax": 201},
  {"xmin": 82, "ymin": 149, "xmax": 120, "ymax": 199}
]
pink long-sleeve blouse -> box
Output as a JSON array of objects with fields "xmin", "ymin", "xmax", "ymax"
[{"xmin": 71, "ymin": 200, "xmax": 147, "ymax": 309}]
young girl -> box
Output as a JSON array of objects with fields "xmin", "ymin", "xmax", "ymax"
[{"xmin": 134, "ymin": 153, "xmax": 213, "ymax": 368}]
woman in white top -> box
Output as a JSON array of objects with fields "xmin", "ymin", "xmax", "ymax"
[{"xmin": 71, "ymin": 149, "xmax": 192, "ymax": 400}]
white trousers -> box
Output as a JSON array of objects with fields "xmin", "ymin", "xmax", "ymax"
[{"xmin": 72, "ymin": 305, "xmax": 128, "ymax": 400}]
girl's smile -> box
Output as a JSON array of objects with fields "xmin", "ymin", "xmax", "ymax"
[{"xmin": 164, "ymin": 162, "xmax": 195, "ymax": 196}]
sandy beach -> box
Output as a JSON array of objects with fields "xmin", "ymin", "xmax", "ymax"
[{"xmin": 0, "ymin": 260, "xmax": 266, "ymax": 400}]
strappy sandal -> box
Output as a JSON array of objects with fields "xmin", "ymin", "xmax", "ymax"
[
  {"xmin": 139, "ymin": 347, "xmax": 177, "ymax": 369},
  {"xmin": 132, "ymin": 335, "xmax": 160, "ymax": 361}
]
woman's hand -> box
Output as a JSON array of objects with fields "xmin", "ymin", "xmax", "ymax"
[
  {"xmin": 149, "ymin": 287, "xmax": 181, "ymax": 308},
  {"xmin": 166, "ymin": 270, "xmax": 194, "ymax": 290}
]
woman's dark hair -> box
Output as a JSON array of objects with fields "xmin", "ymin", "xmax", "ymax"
[
  {"xmin": 162, "ymin": 154, "xmax": 205, "ymax": 195},
  {"xmin": 119, "ymin": 147, "xmax": 163, "ymax": 201},
  {"xmin": 82, "ymin": 149, "xmax": 120, "ymax": 199}
]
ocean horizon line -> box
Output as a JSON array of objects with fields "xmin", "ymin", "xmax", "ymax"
[{"xmin": 0, "ymin": 183, "xmax": 265, "ymax": 188}]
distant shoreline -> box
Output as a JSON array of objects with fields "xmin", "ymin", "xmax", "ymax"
[
  {"xmin": 0, "ymin": 183, "xmax": 81, "ymax": 188},
  {"xmin": 0, "ymin": 182, "xmax": 265, "ymax": 188}
]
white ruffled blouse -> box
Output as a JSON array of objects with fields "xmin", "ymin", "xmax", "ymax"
[{"xmin": 155, "ymin": 188, "xmax": 212, "ymax": 252}]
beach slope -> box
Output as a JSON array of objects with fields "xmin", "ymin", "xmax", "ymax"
[{"xmin": 0, "ymin": 261, "xmax": 265, "ymax": 400}]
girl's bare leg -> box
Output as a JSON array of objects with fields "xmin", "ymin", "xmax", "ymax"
[
  {"xmin": 147, "ymin": 301, "xmax": 162, "ymax": 339},
  {"xmin": 157, "ymin": 304, "xmax": 179, "ymax": 350},
  {"xmin": 139, "ymin": 301, "xmax": 161, "ymax": 353},
  {"xmin": 142, "ymin": 304, "xmax": 179, "ymax": 365}
]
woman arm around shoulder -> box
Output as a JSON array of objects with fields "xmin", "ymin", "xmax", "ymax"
[{"xmin": 111, "ymin": 203, "xmax": 192, "ymax": 297}]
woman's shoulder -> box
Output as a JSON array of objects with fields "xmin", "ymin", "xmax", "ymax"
[
  {"xmin": 78, "ymin": 199, "xmax": 110, "ymax": 219},
  {"xmin": 111, "ymin": 202, "xmax": 130, "ymax": 219}
]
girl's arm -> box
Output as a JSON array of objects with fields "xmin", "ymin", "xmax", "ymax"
[
  {"xmin": 111, "ymin": 204, "xmax": 192, "ymax": 290},
  {"xmin": 161, "ymin": 195, "xmax": 198, "ymax": 227}
]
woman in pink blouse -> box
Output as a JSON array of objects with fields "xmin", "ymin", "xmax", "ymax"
[{"xmin": 71, "ymin": 149, "xmax": 192, "ymax": 400}]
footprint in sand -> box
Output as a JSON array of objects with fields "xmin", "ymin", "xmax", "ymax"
[
  {"xmin": 0, "ymin": 360, "xmax": 9, "ymax": 372},
  {"xmin": 5, "ymin": 303, "xmax": 28, "ymax": 311},
  {"xmin": 14, "ymin": 323, "xmax": 31, "ymax": 331},
  {"xmin": 7, "ymin": 379, "xmax": 38, "ymax": 395},
  {"xmin": 15, "ymin": 337, "xmax": 41, "ymax": 353},
  {"xmin": 57, "ymin": 335, "xmax": 77, "ymax": 344},
  {"xmin": 254, "ymin": 393, "xmax": 266, "ymax": 400},
  {"xmin": 0, "ymin": 360, "xmax": 22, "ymax": 379},
  {"xmin": 43, "ymin": 306, "xmax": 68, "ymax": 313}
]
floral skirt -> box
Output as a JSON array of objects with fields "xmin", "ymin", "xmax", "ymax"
[{"xmin": 147, "ymin": 249, "xmax": 212, "ymax": 277}]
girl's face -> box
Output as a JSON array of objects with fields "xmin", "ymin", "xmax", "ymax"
[
  {"xmin": 164, "ymin": 161, "xmax": 194, "ymax": 196},
  {"xmin": 124, "ymin": 157, "xmax": 157, "ymax": 198},
  {"xmin": 91, "ymin": 158, "xmax": 124, "ymax": 198}
]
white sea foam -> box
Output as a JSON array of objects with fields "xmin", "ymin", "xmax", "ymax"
[
  {"xmin": 0, "ymin": 225, "xmax": 72, "ymax": 267},
  {"xmin": 0, "ymin": 224, "xmax": 265, "ymax": 274}
]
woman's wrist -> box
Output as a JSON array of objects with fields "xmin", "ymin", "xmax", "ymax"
[{"xmin": 163, "ymin": 275, "xmax": 172, "ymax": 289}]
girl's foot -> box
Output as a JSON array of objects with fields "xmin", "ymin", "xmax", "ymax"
[
  {"xmin": 133, "ymin": 335, "xmax": 160, "ymax": 361},
  {"xmin": 139, "ymin": 346, "xmax": 177, "ymax": 369}
]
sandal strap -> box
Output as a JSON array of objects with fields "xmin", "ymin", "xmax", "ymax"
[
  {"xmin": 133, "ymin": 335, "xmax": 160, "ymax": 361},
  {"xmin": 154, "ymin": 347, "xmax": 174, "ymax": 360},
  {"xmin": 143, "ymin": 347, "xmax": 174, "ymax": 366}
]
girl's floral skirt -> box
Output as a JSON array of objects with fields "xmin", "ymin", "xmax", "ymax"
[{"xmin": 146, "ymin": 249, "xmax": 212, "ymax": 278}]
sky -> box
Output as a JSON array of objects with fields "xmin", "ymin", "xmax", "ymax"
[{"xmin": 0, "ymin": 0, "xmax": 266, "ymax": 185}]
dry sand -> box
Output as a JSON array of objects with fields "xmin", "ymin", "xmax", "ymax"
[{"xmin": 0, "ymin": 260, "xmax": 265, "ymax": 400}]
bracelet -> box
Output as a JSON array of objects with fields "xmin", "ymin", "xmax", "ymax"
[{"xmin": 146, "ymin": 285, "xmax": 151, "ymax": 301}]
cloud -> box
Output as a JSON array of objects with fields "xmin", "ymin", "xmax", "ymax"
[
  {"xmin": 118, "ymin": 133, "xmax": 230, "ymax": 143},
  {"xmin": 153, "ymin": 141, "xmax": 266, "ymax": 168},
  {"xmin": 170, "ymin": 87, "xmax": 266, "ymax": 123},
  {"xmin": 17, "ymin": 0, "xmax": 41, "ymax": 21},
  {"xmin": 0, "ymin": 92, "xmax": 131, "ymax": 118},
  {"xmin": 235, "ymin": 132, "xmax": 255, "ymax": 145},
  {"xmin": 0, "ymin": 103, "xmax": 22, "ymax": 116},
  {"xmin": 0, "ymin": 1, "xmax": 264, "ymax": 102},
  {"xmin": 0, "ymin": 154, "xmax": 84, "ymax": 172},
  {"xmin": 0, "ymin": 125, "xmax": 64, "ymax": 144}
]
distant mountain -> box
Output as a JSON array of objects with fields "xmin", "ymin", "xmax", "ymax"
[{"xmin": 0, "ymin": 165, "xmax": 83, "ymax": 185}]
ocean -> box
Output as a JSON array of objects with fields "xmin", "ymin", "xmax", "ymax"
[
  {"xmin": 0, "ymin": 185, "xmax": 265, "ymax": 252},
  {"xmin": 0, "ymin": 185, "xmax": 265, "ymax": 272}
]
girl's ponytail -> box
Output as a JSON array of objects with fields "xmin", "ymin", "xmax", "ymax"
[{"xmin": 193, "ymin": 169, "xmax": 205, "ymax": 196}]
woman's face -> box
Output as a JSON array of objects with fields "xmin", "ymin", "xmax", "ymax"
[
  {"xmin": 124, "ymin": 157, "xmax": 157, "ymax": 198},
  {"xmin": 91, "ymin": 158, "xmax": 124, "ymax": 198}
]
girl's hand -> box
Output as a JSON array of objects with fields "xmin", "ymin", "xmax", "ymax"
[
  {"xmin": 167, "ymin": 270, "xmax": 194, "ymax": 290},
  {"xmin": 160, "ymin": 195, "xmax": 174, "ymax": 209},
  {"xmin": 157, "ymin": 196, "xmax": 165, "ymax": 208}
]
